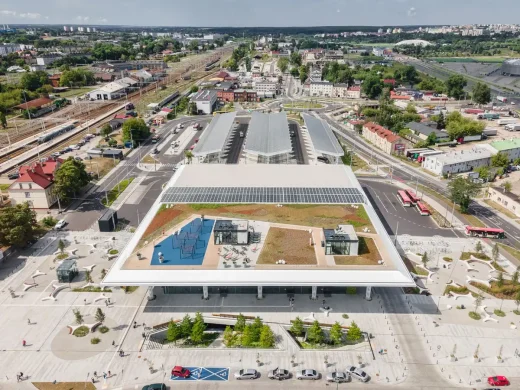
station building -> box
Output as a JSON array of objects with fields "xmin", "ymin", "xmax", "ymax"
[
  {"xmin": 301, "ymin": 113, "xmax": 344, "ymax": 164},
  {"xmin": 102, "ymin": 164, "xmax": 415, "ymax": 301},
  {"xmin": 192, "ymin": 112, "xmax": 237, "ymax": 163}
]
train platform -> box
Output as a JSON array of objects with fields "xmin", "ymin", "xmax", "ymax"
[{"xmin": 0, "ymin": 104, "xmax": 125, "ymax": 174}]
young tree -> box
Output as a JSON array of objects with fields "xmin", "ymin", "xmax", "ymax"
[
  {"xmin": 445, "ymin": 74, "xmax": 467, "ymax": 100},
  {"xmin": 122, "ymin": 118, "xmax": 150, "ymax": 145},
  {"xmin": 492, "ymin": 243, "xmax": 499, "ymax": 262},
  {"xmin": 95, "ymin": 308, "xmax": 105, "ymax": 323},
  {"xmin": 100, "ymin": 268, "xmax": 107, "ymax": 280},
  {"xmin": 58, "ymin": 239, "xmax": 65, "ymax": 253},
  {"xmin": 346, "ymin": 321, "xmax": 363, "ymax": 342},
  {"xmin": 472, "ymin": 82, "xmax": 491, "ymax": 105},
  {"xmin": 491, "ymin": 152, "xmax": 509, "ymax": 168},
  {"xmin": 166, "ymin": 321, "xmax": 181, "ymax": 342},
  {"xmin": 512, "ymin": 266, "xmax": 519, "ymax": 285},
  {"xmin": 290, "ymin": 317, "xmax": 304, "ymax": 337},
  {"xmin": 436, "ymin": 111, "xmax": 446, "ymax": 130},
  {"xmin": 235, "ymin": 313, "xmax": 246, "ymax": 332},
  {"xmin": 503, "ymin": 181, "xmax": 512, "ymax": 193},
  {"xmin": 447, "ymin": 177, "xmax": 482, "ymax": 213},
  {"xmin": 250, "ymin": 317, "xmax": 263, "ymax": 343},
  {"xmin": 184, "ymin": 150, "xmax": 194, "ymax": 164},
  {"xmin": 421, "ymin": 252, "xmax": 429, "ymax": 269},
  {"xmin": 475, "ymin": 241, "xmax": 483, "ymax": 253},
  {"xmin": 73, "ymin": 309, "xmax": 84, "ymax": 325},
  {"xmin": 0, "ymin": 203, "xmax": 38, "ymax": 247},
  {"xmin": 329, "ymin": 322, "xmax": 344, "ymax": 345},
  {"xmin": 277, "ymin": 57, "xmax": 289, "ymax": 73},
  {"xmin": 259, "ymin": 325, "xmax": 275, "ymax": 348},
  {"xmin": 53, "ymin": 157, "xmax": 90, "ymax": 202},
  {"xmin": 100, "ymin": 124, "xmax": 112, "ymax": 138},
  {"xmin": 307, "ymin": 320, "xmax": 325, "ymax": 345},
  {"xmin": 362, "ymin": 74, "xmax": 383, "ymax": 99},
  {"xmin": 497, "ymin": 271, "xmax": 504, "ymax": 288},
  {"xmin": 0, "ymin": 112, "xmax": 7, "ymax": 129},
  {"xmin": 85, "ymin": 270, "xmax": 93, "ymax": 283},
  {"xmin": 474, "ymin": 294, "xmax": 484, "ymax": 314},
  {"xmin": 223, "ymin": 326, "xmax": 235, "ymax": 347},
  {"xmin": 241, "ymin": 324, "xmax": 255, "ymax": 346},
  {"xmin": 190, "ymin": 312, "xmax": 206, "ymax": 344},
  {"xmin": 179, "ymin": 314, "xmax": 192, "ymax": 338},
  {"xmin": 515, "ymin": 291, "xmax": 520, "ymax": 313},
  {"xmin": 190, "ymin": 85, "xmax": 199, "ymax": 93}
]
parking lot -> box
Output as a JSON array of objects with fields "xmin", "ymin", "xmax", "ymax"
[
  {"xmin": 289, "ymin": 123, "xmax": 306, "ymax": 164},
  {"xmin": 226, "ymin": 123, "xmax": 248, "ymax": 164}
]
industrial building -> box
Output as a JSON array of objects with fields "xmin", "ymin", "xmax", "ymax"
[
  {"xmin": 191, "ymin": 90, "xmax": 218, "ymax": 114},
  {"xmin": 422, "ymin": 147, "xmax": 493, "ymax": 176},
  {"xmin": 87, "ymin": 78, "xmax": 138, "ymax": 101},
  {"xmin": 243, "ymin": 112, "xmax": 292, "ymax": 164},
  {"xmin": 301, "ymin": 113, "xmax": 344, "ymax": 164},
  {"xmin": 501, "ymin": 59, "xmax": 520, "ymax": 76},
  {"xmin": 192, "ymin": 112, "xmax": 237, "ymax": 163},
  {"xmin": 102, "ymin": 164, "xmax": 415, "ymax": 301}
]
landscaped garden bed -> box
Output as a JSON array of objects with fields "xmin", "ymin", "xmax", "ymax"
[
  {"xmin": 470, "ymin": 280, "xmax": 520, "ymax": 299},
  {"xmin": 257, "ymin": 228, "xmax": 316, "ymax": 265},
  {"xmin": 164, "ymin": 313, "xmax": 228, "ymax": 348},
  {"xmin": 334, "ymin": 237, "xmax": 381, "ymax": 265},
  {"xmin": 460, "ymin": 252, "xmax": 490, "ymax": 261}
]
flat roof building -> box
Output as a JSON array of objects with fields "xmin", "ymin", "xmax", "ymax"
[
  {"xmin": 301, "ymin": 113, "xmax": 344, "ymax": 164},
  {"xmin": 422, "ymin": 147, "xmax": 493, "ymax": 176},
  {"xmin": 191, "ymin": 89, "xmax": 217, "ymax": 114},
  {"xmin": 490, "ymin": 139, "xmax": 520, "ymax": 162},
  {"xmin": 243, "ymin": 112, "xmax": 292, "ymax": 164},
  {"xmin": 102, "ymin": 164, "xmax": 415, "ymax": 301},
  {"xmin": 192, "ymin": 112, "xmax": 237, "ymax": 163}
]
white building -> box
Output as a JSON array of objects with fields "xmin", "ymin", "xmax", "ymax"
[
  {"xmin": 0, "ymin": 44, "xmax": 20, "ymax": 57},
  {"xmin": 101, "ymin": 164, "xmax": 415, "ymax": 300},
  {"xmin": 332, "ymin": 84, "xmax": 361, "ymax": 99},
  {"xmin": 422, "ymin": 148, "xmax": 493, "ymax": 176},
  {"xmin": 191, "ymin": 89, "xmax": 217, "ymax": 115},
  {"xmin": 254, "ymin": 81, "xmax": 278, "ymax": 95},
  {"xmin": 310, "ymin": 81, "xmax": 333, "ymax": 97},
  {"xmin": 88, "ymin": 78, "xmax": 138, "ymax": 101},
  {"xmin": 36, "ymin": 55, "xmax": 62, "ymax": 67}
]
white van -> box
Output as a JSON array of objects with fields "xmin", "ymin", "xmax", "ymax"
[{"xmin": 69, "ymin": 144, "xmax": 80, "ymax": 150}]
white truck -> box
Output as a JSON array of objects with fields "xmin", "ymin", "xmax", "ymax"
[
  {"xmin": 497, "ymin": 96, "xmax": 508, "ymax": 103},
  {"xmin": 497, "ymin": 118, "xmax": 518, "ymax": 126},
  {"xmin": 505, "ymin": 123, "xmax": 520, "ymax": 132}
]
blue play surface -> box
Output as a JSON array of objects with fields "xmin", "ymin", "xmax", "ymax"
[
  {"xmin": 170, "ymin": 367, "xmax": 229, "ymax": 381},
  {"xmin": 151, "ymin": 218, "xmax": 214, "ymax": 266}
]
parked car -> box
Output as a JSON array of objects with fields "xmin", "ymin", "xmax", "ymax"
[
  {"xmin": 55, "ymin": 220, "xmax": 67, "ymax": 230},
  {"xmin": 347, "ymin": 366, "xmax": 369, "ymax": 382},
  {"xmin": 141, "ymin": 384, "xmax": 166, "ymax": 390},
  {"xmin": 51, "ymin": 152, "xmax": 60, "ymax": 158},
  {"xmin": 326, "ymin": 371, "xmax": 349, "ymax": 383},
  {"xmin": 75, "ymin": 157, "xmax": 83, "ymax": 161},
  {"xmin": 296, "ymin": 369, "xmax": 320, "ymax": 380},
  {"xmin": 171, "ymin": 366, "xmax": 190, "ymax": 378},
  {"xmin": 267, "ymin": 368, "xmax": 290, "ymax": 380},
  {"xmin": 70, "ymin": 144, "xmax": 80, "ymax": 150},
  {"xmin": 234, "ymin": 369, "xmax": 258, "ymax": 380},
  {"xmin": 8, "ymin": 172, "xmax": 19, "ymax": 180},
  {"xmin": 488, "ymin": 376, "xmax": 510, "ymax": 386},
  {"xmin": 116, "ymin": 144, "xmax": 124, "ymax": 149}
]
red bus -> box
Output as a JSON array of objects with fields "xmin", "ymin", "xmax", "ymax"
[
  {"xmin": 405, "ymin": 190, "xmax": 420, "ymax": 205},
  {"xmin": 465, "ymin": 226, "xmax": 505, "ymax": 239},
  {"xmin": 416, "ymin": 201, "xmax": 431, "ymax": 216},
  {"xmin": 397, "ymin": 190, "xmax": 412, "ymax": 207}
]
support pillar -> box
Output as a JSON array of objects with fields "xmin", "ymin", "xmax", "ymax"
[
  {"xmin": 146, "ymin": 286, "xmax": 156, "ymax": 301},
  {"xmin": 365, "ymin": 286, "xmax": 372, "ymax": 301},
  {"xmin": 311, "ymin": 286, "xmax": 317, "ymax": 300},
  {"xmin": 257, "ymin": 286, "xmax": 263, "ymax": 299},
  {"xmin": 203, "ymin": 286, "xmax": 209, "ymax": 300}
]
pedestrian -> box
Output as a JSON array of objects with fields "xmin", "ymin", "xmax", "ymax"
[
  {"xmin": 93, "ymin": 371, "xmax": 97, "ymax": 378},
  {"xmin": 105, "ymin": 300, "xmax": 108, "ymax": 307},
  {"xmin": 108, "ymin": 298, "xmax": 111, "ymax": 304},
  {"xmin": 322, "ymin": 299, "xmax": 326, "ymax": 306},
  {"xmin": 16, "ymin": 374, "xmax": 20, "ymax": 382},
  {"xmin": 142, "ymin": 322, "xmax": 146, "ymax": 328},
  {"xmin": 108, "ymin": 370, "xmax": 111, "ymax": 377},
  {"xmin": 142, "ymin": 332, "xmax": 146, "ymax": 338},
  {"xmin": 22, "ymin": 339, "xmax": 26, "ymax": 347},
  {"xmin": 103, "ymin": 372, "xmax": 107, "ymax": 380},
  {"xmin": 133, "ymin": 321, "xmax": 137, "ymax": 328},
  {"xmin": 84, "ymin": 298, "xmax": 87, "ymax": 305},
  {"xmin": 91, "ymin": 377, "xmax": 95, "ymax": 384},
  {"xmin": 112, "ymin": 340, "xmax": 115, "ymax": 346},
  {"xmin": 19, "ymin": 372, "xmax": 24, "ymax": 381}
]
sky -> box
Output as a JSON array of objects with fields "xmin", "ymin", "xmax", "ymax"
[{"xmin": 1, "ymin": 0, "xmax": 520, "ymax": 27}]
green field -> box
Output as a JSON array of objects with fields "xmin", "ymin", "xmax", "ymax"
[{"xmin": 57, "ymin": 86, "xmax": 97, "ymax": 99}]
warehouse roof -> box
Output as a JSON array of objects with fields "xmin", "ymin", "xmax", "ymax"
[
  {"xmin": 302, "ymin": 113, "xmax": 344, "ymax": 157},
  {"xmin": 426, "ymin": 148, "xmax": 492, "ymax": 165},
  {"xmin": 490, "ymin": 139, "xmax": 520, "ymax": 151},
  {"xmin": 244, "ymin": 112, "xmax": 292, "ymax": 156},
  {"xmin": 191, "ymin": 89, "xmax": 217, "ymax": 102},
  {"xmin": 193, "ymin": 112, "xmax": 237, "ymax": 156}
]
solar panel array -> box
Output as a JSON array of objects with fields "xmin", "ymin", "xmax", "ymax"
[{"xmin": 161, "ymin": 187, "xmax": 365, "ymax": 204}]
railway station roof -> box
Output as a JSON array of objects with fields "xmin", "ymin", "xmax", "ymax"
[
  {"xmin": 302, "ymin": 113, "xmax": 344, "ymax": 157},
  {"xmin": 193, "ymin": 112, "xmax": 237, "ymax": 156},
  {"xmin": 243, "ymin": 112, "xmax": 292, "ymax": 156}
]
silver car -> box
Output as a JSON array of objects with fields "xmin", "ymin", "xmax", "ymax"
[
  {"xmin": 268, "ymin": 368, "xmax": 290, "ymax": 380},
  {"xmin": 347, "ymin": 366, "xmax": 369, "ymax": 382},
  {"xmin": 234, "ymin": 369, "xmax": 258, "ymax": 380},
  {"xmin": 296, "ymin": 369, "xmax": 320, "ymax": 380},
  {"xmin": 326, "ymin": 371, "xmax": 349, "ymax": 383}
]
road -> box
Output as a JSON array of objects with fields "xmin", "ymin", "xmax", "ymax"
[{"xmin": 319, "ymin": 113, "xmax": 520, "ymax": 251}]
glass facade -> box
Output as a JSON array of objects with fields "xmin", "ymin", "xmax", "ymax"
[
  {"xmin": 325, "ymin": 240, "xmax": 351, "ymax": 255},
  {"xmin": 161, "ymin": 286, "xmax": 349, "ymax": 295}
]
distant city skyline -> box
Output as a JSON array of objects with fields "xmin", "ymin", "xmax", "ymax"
[{"xmin": 1, "ymin": 0, "xmax": 520, "ymax": 27}]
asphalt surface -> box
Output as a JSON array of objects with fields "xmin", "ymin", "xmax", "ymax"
[
  {"xmin": 225, "ymin": 123, "xmax": 248, "ymax": 164},
  {"xmin": 360, "ymin": 179, "xmax": 458, "ymax": 238},
  {"xmin": 321, "ymin": 114, "xmax": 520, "ymax": 252},
  {"xmin": 289, "ymin": 123, "xmax": 305, "ymax": 164}
]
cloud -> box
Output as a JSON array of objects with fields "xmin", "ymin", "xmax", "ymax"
[
  {"xmin": 98, "ymin": 17, "xmax": 108, "ymax": 23},
  {"xmin": 76, "ymin": 15, "xmax": 90, "ymax": 21},
  {"xmin": 19, "ymin": 12, "xmax": 41, "ymax": 19},
  {"xmin": 407, "ymin": 7, "xmax": 417, "ymax": 16},
  {"xmin": 0, "ymin": 10, "xmax": 17, "ymax": 16},
  {"xmin": 336, "ymin": 9, "xmax": 340, "ymax": 13},
  {"xmin": 45, "ymin": 16, "xmax": 49, "ymax": 20}
]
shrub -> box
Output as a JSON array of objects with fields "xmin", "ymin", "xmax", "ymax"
[
  {"xmin": 73, "ymin": 326, "xmax": 89, "ymax": 337},
  {"xmin": 469, "ymin": 311, "xmax": 481, "ymax": 320},
  {"xmin": 91, "ymin": 337, "xmax": 101, "ymax": 344},
  {"xmin": 494, "ymin": 309, "xmax": 506, "ymax": 317},
  {"xmin": 41, "ymin": 216, "xmax": 58, "ymax": 227},
  {"xmin": 108, "ymin": 249, "xmax": 119, "ymax": 255},
  {"xmin": 99, "ymin": 326, "xmax": 109, "ymax": 334},
  {"xmin": 514, "ymin": 309, "xmax": 520, "ymax": 315},
  {"xmin": 346, "ymin": 287, "xmax": 357, "ymax": 295},
  {"xmin": 342, "ymin": 314, "xmax": 349, "ymax": 319},
  {"xmin": 56, "ymin": 253, "xmax": 69, "ymax": 260},
  {"xmin": 443, "ymin": 257, "xmax": 453, "ymax": 262}
]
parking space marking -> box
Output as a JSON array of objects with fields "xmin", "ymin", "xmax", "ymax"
[{"xmin": 171, "ymin": 367, "xmax": 229, "ymax": 381}]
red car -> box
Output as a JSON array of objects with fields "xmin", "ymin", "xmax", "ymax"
[
  {"xmin": 172, "ymin": 366, "xmax": 190, "ymax": 378},
  {"xmin": 488, "ymin": 376, "xmax": 510, "ymax": 386}
]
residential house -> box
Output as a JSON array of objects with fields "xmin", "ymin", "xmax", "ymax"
[
  {"xmin": 255, "ymin": 81, "xmax": 278, "ymax": 95},
  {"xmin": 234, "ymin": 89, "xmax": 258, "ymax": 102},
  {"xmin": 217, "ymin": 89, "xmax": 235, "ymax": 102},
  {"xmin": 8, "ymin": 158, "xmax": 63, "ymax": 209},
  {"xmin": 486, "ymin": 186, "xmax": 520, "ymax": 218},
  {"xmin": 405, "ymin": 122, "xmax": 450, "ymax": 143},
  {"xmin": 310, "ymin": 81, "xmax": 333, "ymax": 97},
  {"xmin": 362, "ymin": 122, "xmax": 404, "ymax": 155},
  {"xmin": 332, "ymin": 84, "xmax": 361, "ymax": 99}
]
